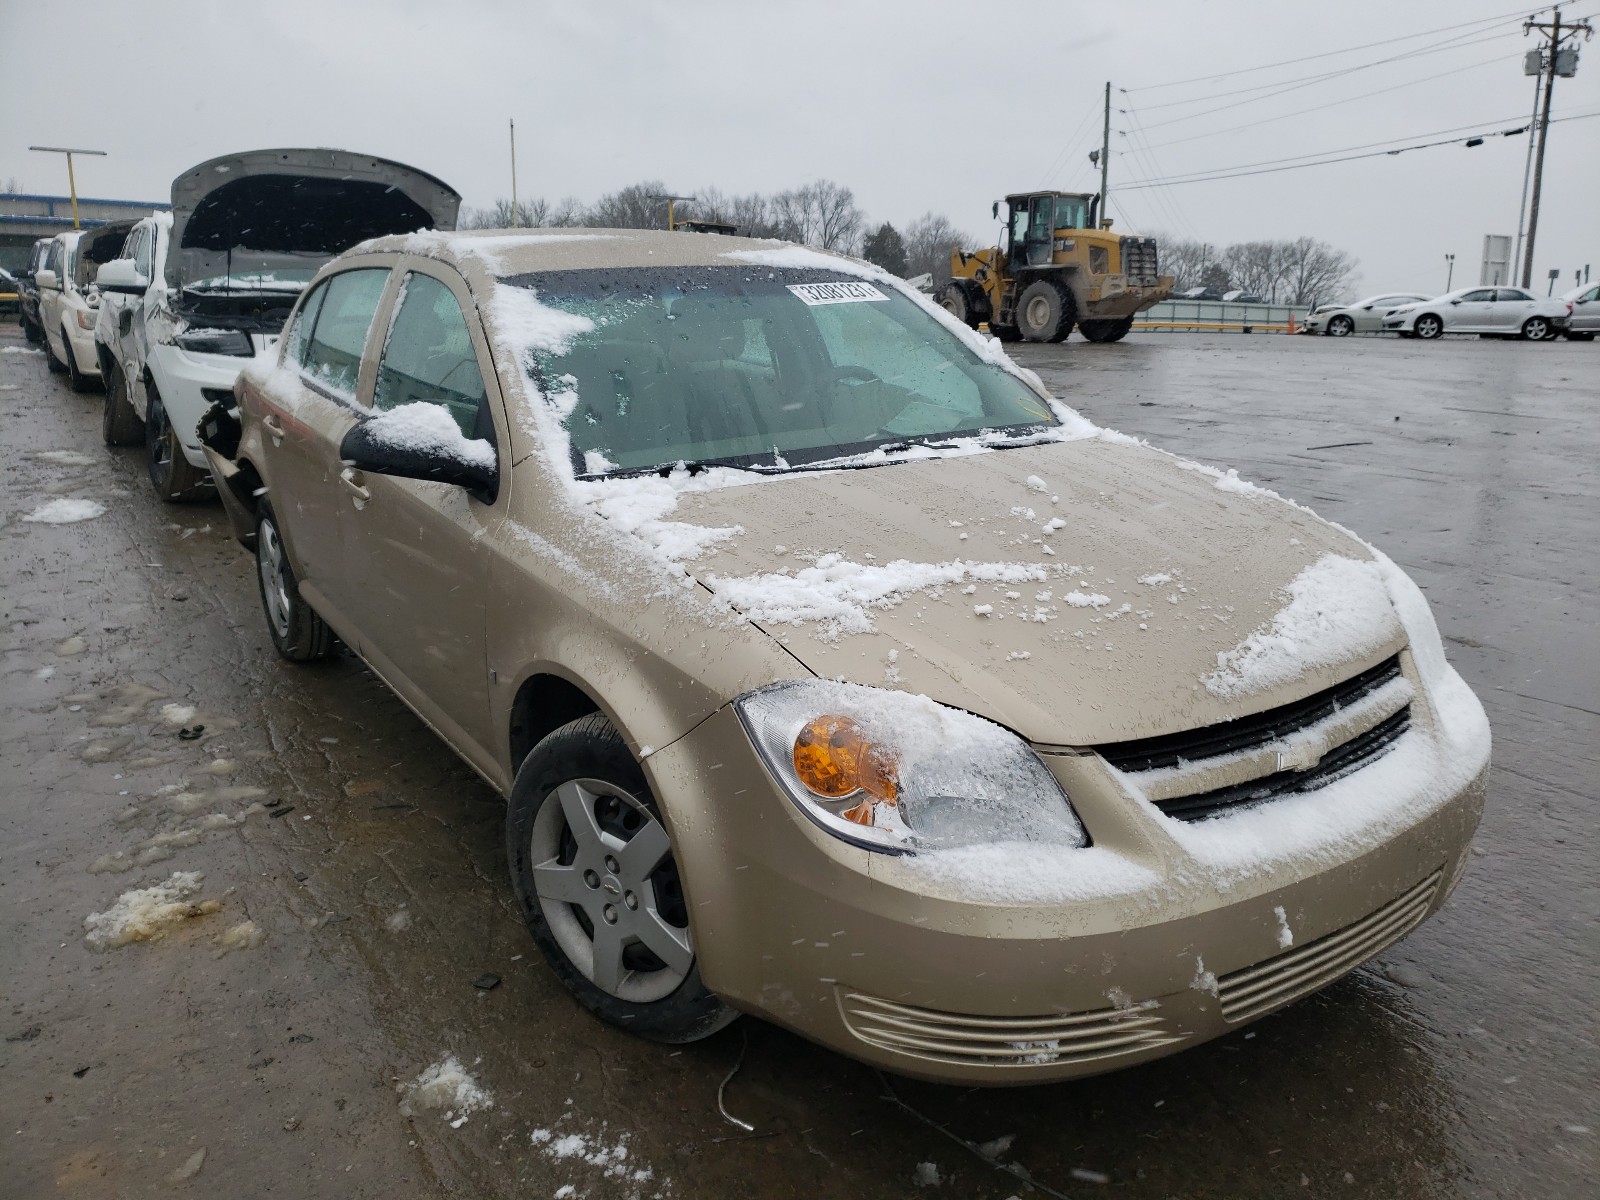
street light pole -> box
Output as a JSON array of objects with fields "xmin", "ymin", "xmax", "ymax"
[
  {"xmin": 28, "ymin": 145, "xmax": 107, "ymax": 229},
  {"xmin": 650, "ymin": 194, "xmax": 697, "ymax": 231},
  {"xmin": 1445, "ymin": 253, "xmax": 1455, "ymax": 291}
]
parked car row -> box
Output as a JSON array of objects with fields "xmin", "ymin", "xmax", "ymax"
[
  {"xmin": 24, "ymin": 152, "xmax": 1492, "ymax": 1084},
  {"xmin": 1305, "ymin": 285, "xmax": 1593, "ymax": 341}
]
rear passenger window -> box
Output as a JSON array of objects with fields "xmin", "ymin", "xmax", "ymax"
[
  {"xmin": 374, "ymin": 273, "xmax": 488, "ymax": 438},
  {"xmin": 300, "ymin": 268, "xmax": 389, "ymax": 400}
]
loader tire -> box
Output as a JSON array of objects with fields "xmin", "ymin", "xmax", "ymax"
[
  {"xmin": 939, "ymin": 282, "xmax": 981, "ymax": 329},
  {"xmin": 1016, "ymin": 281, "xmax": 1073, "ymax": 342},
  {"xmin": 1079, "ymin": 317, "xmax": 1135, "ymax": 343}
]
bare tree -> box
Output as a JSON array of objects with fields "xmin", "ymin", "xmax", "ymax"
[
  {"xmin": 769, "ymin": 180, "xmax": 863, "ymax": 253},
  {"xmin": 460, "ymin": 197, "xmax": 550, "ymax": 229},
  {"xmin": 580, "ymin": 181, "xmax": 667, "ymax": 229},
  {"xmin": 902, "ymin": 212, "xmax": 973, "ymax": 285},
  {"xmin": 1221, "ymin": 241, "xmax": 1282, "ymax": 299},
  {"xmin": 1155, "ymin": 237, "xmax": 1221, "ymax": 292},
  {"xmin": 691, "ymin": 187, "xmax": 781, "ymax": 237},
  {"xmin": 1277, "ymin": 236, "xmax": 1359, "ymax": 306},
  {"xmin": 2, "ymin": 177, "xmax": 21, "ymax": 194}
]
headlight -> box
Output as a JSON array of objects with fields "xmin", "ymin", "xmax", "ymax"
[
  {"xmin": 75, "ymin": 309, "xmax": 95, "ymax": 330},
  {"xmin": 734, "ymin": 680, "xmax": 1087, "ymax": 855},
  {"xmin": 175, "ymin": 327, "xmax": 254, "ymax": 357}
]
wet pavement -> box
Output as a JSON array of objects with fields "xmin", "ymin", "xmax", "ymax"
[{"xmin": 2, "ymin": 324, "xmax": 1594, "ymax": 1198}]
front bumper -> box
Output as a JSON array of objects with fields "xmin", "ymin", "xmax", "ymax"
[
  {"xmin": 148, "ymin": 337, "xmax": 274, "ymax": 469},
  {"xmin": 650, "ymin": 697, "xmax": 1485, "ymax": 1085}
]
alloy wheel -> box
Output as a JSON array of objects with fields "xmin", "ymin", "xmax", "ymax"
[
  {"xmin": 257, "ymin": 519, "xmax": 293, "ymax": 642},
  {"xmin": 530, "ymin": 778, "xmax": 692, "ymax": 1004}
]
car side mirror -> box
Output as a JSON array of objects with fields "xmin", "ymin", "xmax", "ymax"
[
  {"xmin": 339, "ymin": 407, "xmax": 498, "ymax": 503},
  {"xmin": 1361, "ymin": 304, "xmax": 1373, "ymax": 310},
  {"xmin": 991, "ymin": 201, "xmax": 999, "ymax": 220},
  {"xmin": 34, "ymin": 268, "xmax": 59, "ymax": 291},
  {"xmin": 1450, "ymin": 299, "xmax": 1461, "ymax": 305},
  {"xmin": 96, "ymin": 259, "xmax": 149, "ymax": 295}
]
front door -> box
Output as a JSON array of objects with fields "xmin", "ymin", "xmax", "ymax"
[
  {"xmin": 1448, "ymin": 288, "xmax": 1495, "ymax": 331},
  {"xmin": 1025, "ymin": 196, "xmax": 1054, "ymax": 267},
  {"xmin": 335, "ymin": 265, "xmax": 504, "ymax": 767},
  {"xmin": 1574, "ymin": 285, "xmax": 1600, "ymax": 331}
]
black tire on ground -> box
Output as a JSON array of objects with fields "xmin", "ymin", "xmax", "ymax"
[
  {"xmin": 1079, "ymin": 316, "xmax": 1135, "ymax": 343},
  {"xmin": 255, "ymin": 501, "xmax": 335, "ymax": 663},
  {"xmin": 506, "ymin": 713, "xmax": 738, "ymax": 1045},
  {"xmin": 1414, "ymin": 314, "xmax": 1444, "ymax": 340},
  {"xmin": 1564, "ymin": 330, "xmax": 1595, "ymax": 342},
  {"xmin": 1016, "ymin": 280, "xmax": 1073, "ymax": 342},
  {"xmin": 44, "ymin": 332, "xmax": 67, "ymax": 374},
  {"xmin": 63, "ymin": 328, "xmax": 95, "ymax": 393},
  {"xmin": 1327, "ymin": 314, "xmax": 1355, "ymax": 337},
  {"xmin": 145, "ymin": 388, "xmax": 208, "ymax": 502},
  {"xmin": 102, "ymin": 360, "xmax": 145, "ymax": 446},
  {"xmin": 940, "ymin": 282, "xmax": 979, "ymax": 329},
  {"xmin": 990, "ymin": 323, "xmax": 1023, "ymax": 342},
  {"xmin": 1521, "ymin": 316, "xmax": 1552, "ymax": 342},
  {"xmin": 23, "ymin": 316, "xmax": 44, "ymax": 345}
]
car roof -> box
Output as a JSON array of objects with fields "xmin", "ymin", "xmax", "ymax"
[{"xmin": 350, "ymin": 228, "xmax": 851, "ymax": 282}]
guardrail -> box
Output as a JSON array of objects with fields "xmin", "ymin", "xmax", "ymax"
[{"xmin": 1134, "ymin": 299, "xmax": 1311, "ymax": 334}]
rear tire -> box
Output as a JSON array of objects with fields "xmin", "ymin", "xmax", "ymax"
[
  {"xmin": 45, "ymin": 332, "xmax": 67, "ymax": 374},
  {"xmin": 1520, "ymin": 316, "xmax": 1552, "ymax": 342},
  {"xmin": 1327, "ymin": 314, "xmax": 1354, "ymax": 337},
  {"xmin": 145, "ymin": 388, "xmax": 208, "ymax": 502},
  {"xmin": 255, "ymin": 502, "xmax": 335, "ymax": 663},
  {"xmin": 1414, "ymin": 314, "xmax": 1444, "ymax": 340},
  {"xmin": 23, "ymin": 316, "xmax": 44, "ymax": 345},
  {"xmin": 1564, "ymin": 330, "xmax": 1594, "ymax": 342},
  {"xmin": 990, "ymin": 323, "xmax": 1022, "ymax": 342},
  {"xmin": 506, "ymin": 714, "xmax": 737, "ymax": 1044},
  {"xmin": 102, "ymin": 360, "xmax": 145, "ymax": 446},
  {"xmin": 1079, "ymin": 316, "xmax": 1135, "ymax": 343},
  {"xmin": 1016, "ymin": 280, "xmax": 1073, "ymax": 342},
  {"xmin": 939, "ymin": 282, "xmax": 980, "ymax": 329}
]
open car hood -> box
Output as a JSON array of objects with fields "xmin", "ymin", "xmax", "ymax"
[
  {"xmin": 75, "ymin": 219, "xmax": 138, "ymax": 289},
  {"xmin": 166, "ymin": 148, "xmax": 460, "ymax": 291},
  {"xmin": 670, "ymin": 437, "xmax": 1405, "ymax": 747}
]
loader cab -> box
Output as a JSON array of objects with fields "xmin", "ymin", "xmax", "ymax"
[{"xmin": 1004, "ymin": 192, "xmax": 1098, "ymax": 269}]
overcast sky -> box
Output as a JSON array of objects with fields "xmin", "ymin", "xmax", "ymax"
[{"xmin": 3, "ymin": 0, "xmax": 1595, "ymax": 295}]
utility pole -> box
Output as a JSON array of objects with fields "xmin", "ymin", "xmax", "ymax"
[
  {"xmin": 1520, "ymin": 7, "xmax": 1592, "ymax": 288},
  {"xmin": 1511, "ymin": 65, "xmax": 1543, "ymax": 275},
  {"xmin": 509, "ymin": 119, "xmax": 519, "ymax": 228},
  {"xmin": 1099, "ymin": 81, "xmax": 1111, "ymax": 226},
  {"xmin": 28, "ymin": 146, "xmax": 106, "ymax": 229}
]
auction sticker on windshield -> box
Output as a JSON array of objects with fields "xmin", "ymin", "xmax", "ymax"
[{"xmin": 786, "ymin": 281, "xmax": 888, "ymax": 305}]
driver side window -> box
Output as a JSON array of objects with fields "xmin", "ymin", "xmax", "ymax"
[{"xmin": 374, "ymin": 272, "xmax": 489, "ymax": 439}]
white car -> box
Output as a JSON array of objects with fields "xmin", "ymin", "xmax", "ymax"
[
  {"xmin": 1383, "ymin": 286, "xmax": 1571, "ymax": 342},
  {"xmin": 95, "ymin": 147, "xmax": 461, "ymax": 501},
  {"xmin": 35, "ymin": 222, "xmax": 134, "ymax": 391},
  {"xmin": 1559, "ymin": 282, "xmax": 1598, "ymax": 341},
  {"xmin": 1303, "ymin": 293, "xmax": 1431, "ymax": 337}
]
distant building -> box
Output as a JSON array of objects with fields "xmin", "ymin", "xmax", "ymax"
[{"xmin": 1, "ymin": 193, "xmax": 169, "ymax": 271}]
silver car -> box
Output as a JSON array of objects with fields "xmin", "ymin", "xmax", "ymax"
[
  {"xmin": 1560, "ymin": 282, "xmax": 1598, "ymax": 341},
  {"xmin": 1304, "ymin": 293, "xmax": 1430, "ymax": 337}
]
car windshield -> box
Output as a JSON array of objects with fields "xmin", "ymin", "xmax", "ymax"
[{"xmin": 508, "ymin": 266, "xmax": 1058, "ymax": 474}]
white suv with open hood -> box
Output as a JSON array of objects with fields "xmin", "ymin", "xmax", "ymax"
[{"xmin": 95, "ymin": 148, "xmax": 460, "ymax": 501}]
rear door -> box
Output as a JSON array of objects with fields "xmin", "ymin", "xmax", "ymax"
[
  {"xmin": 332, "ymin": 264, "xmax": 505, "ymax": 768},
  {"xmin": 262, "ymin": 264, "xmax": 395, "ymax": 640},
  {"xmin": 1492, "ymin": 288, "xmax": 1537, "ymax": 331}
]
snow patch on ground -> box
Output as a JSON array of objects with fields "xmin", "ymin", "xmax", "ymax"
[
  {"xmin": 1204, "ymin": 554, "xmax": 1397, "ymax": 699},
  {"xmin": 2, "ymin": 346, "xmax": 44, "ymax": 355},
  {"xmin": 912, "ymin": 1160, "xmax": 942, "ymax": 1187},
  {"xmin": 23, "ymin": 499, "xmax": 106, "ymax": 524},
  {"xmin": 529, "ymin": 1125, "xmax": 658, "ymax": 1187},
  {"xmin": 31, "ymin": 449, "xmax": 98, "ymax": 467},
  {"xmin": 399, "ymin": 1055, "xmax": 493, "ymax": 1126},
  {"xmin": 83, "ymin": 871, "xmax": 220, "ymax": 949}
]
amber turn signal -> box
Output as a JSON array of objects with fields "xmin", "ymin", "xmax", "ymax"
[{"xmin": 792, "ymin": 715, "xmax": 898, "ymax": 804}]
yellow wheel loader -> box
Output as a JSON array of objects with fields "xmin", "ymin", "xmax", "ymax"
[{"xmin": 941, "ymin": 191, "xmax": 1174, "ymax": 343}]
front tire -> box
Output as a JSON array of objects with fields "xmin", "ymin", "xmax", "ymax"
[
  {"xmin": 102, "ymin": 361, "xmax": 145, "ymax": 446},
  {"xmin": 1016, "ymin": 280, "xmax": 1073, "ymax": 342},
  {"xmin": 45, "ymin": 331, "xmax": 67, "ymax": 374},
  {"xmin": 939, "ymin": 282, "xmax": 980, "ymax": 329},
  {"xmin": 1564, "ymin": 330, "xmax": 1595, "ymax": 342},
  {"xmin": 145, "ymin": 388, "xmax": 208, "ymax": 502},
  {"xmin": 1327, "ymin": 314, "xmax": 1354, "ymax": 337},
  {"xmin": 1414, "ymin": 314, "xmax": 1444, "ymax": 340},
  {"xmin": 507, "ymin": 714, "xmax": 736, "ymax": 1044},
  {"xmin": 255, "ymin": 502, "xmax": 335, "ymax": 662},
  {"xmin": 63, "ymin": 329, "xmax": 95, "ymax": 393},
  {"xmin": 1079, "ymin": 316, "xmax": 1135, "ymax": 343}
]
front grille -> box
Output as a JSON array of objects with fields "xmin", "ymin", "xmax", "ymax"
[
  {"xmin": 1099, "ymin": 654, "xmax": 1403, "ymax": 773},
  {"xmin": 1120, "ymin": 236, "xmax": 1160, "ymax": 284},
  {"xmin": 837, "ymin": 991, "xmax": 1185, "ymax": 1068},
  {"xmin": 1218, "ymin": 871, "xmax": 1441, "ymax": 1023},
  {"xmin": 1154, "ymin": 706, "xmax": 1410, "ymax": 823}
]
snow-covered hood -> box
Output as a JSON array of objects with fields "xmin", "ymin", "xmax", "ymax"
[
  {"xmin": 669, "ymin": 437, "xmax": 1406, "ymax": 747},
  {"xmin": 166, "ymin": 148, "xmax": 460, "ymax": 291}
]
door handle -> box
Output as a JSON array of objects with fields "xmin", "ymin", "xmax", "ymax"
[
  {"xmin": 339, "ymin": 467, "xmax": 371, "ymax": 505},
  {"xmin": 263, "ymin": 414, "xmax": 285, "ymax": 444}
]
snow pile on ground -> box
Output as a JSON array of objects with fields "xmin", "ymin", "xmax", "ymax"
[
  {"xmin": 706, "ymin": 556, "xmax": 1048, "ymax": 638},
  {"xmin": 912, "ymin": 1161, "xmax": 942, "ymax": 1187},
  {"xmin": 363, "ymin": 402, "xmax": 495, "ymax": 471},
  {"xmin": 214, "ymin": 919, "xmax": 265, "ymax": 956},
  {"xmin": 399, "ymin": 1055, "xmax": 493, "ymax": 1127},
  {"xmin": 32, "ymin": 449, "xmax": 98, "ymax": 467},
  {"xmin": 529, "ymin": 1126, "xmax": 656, "ymax": 1187},
  {"xmin": 2, "ymin": 346, "xmax": 44, "ymax": 355},
  {"xmin": 83, "ymin": 871, "xmax": 220, "ymax": 949},
  {"xmin": 23, "ymin": 499, "xmax": 106, "ymax": 524},
  {"xmin": 1204, "ymin": 554, "xmax": 1398, "ymax": 699}
]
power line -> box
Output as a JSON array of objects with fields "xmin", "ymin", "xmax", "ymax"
[
  {"xmin": 1133, "ymin": 23, "xmax": 1522, "ymax": 113},
  {"xmin": 1125, "ymin": 3, "xmax": 1549, "ymax": 91},
  {"xmin": 1118, "ymin": 111, "xmax": 1597, "ymax": 190}
]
